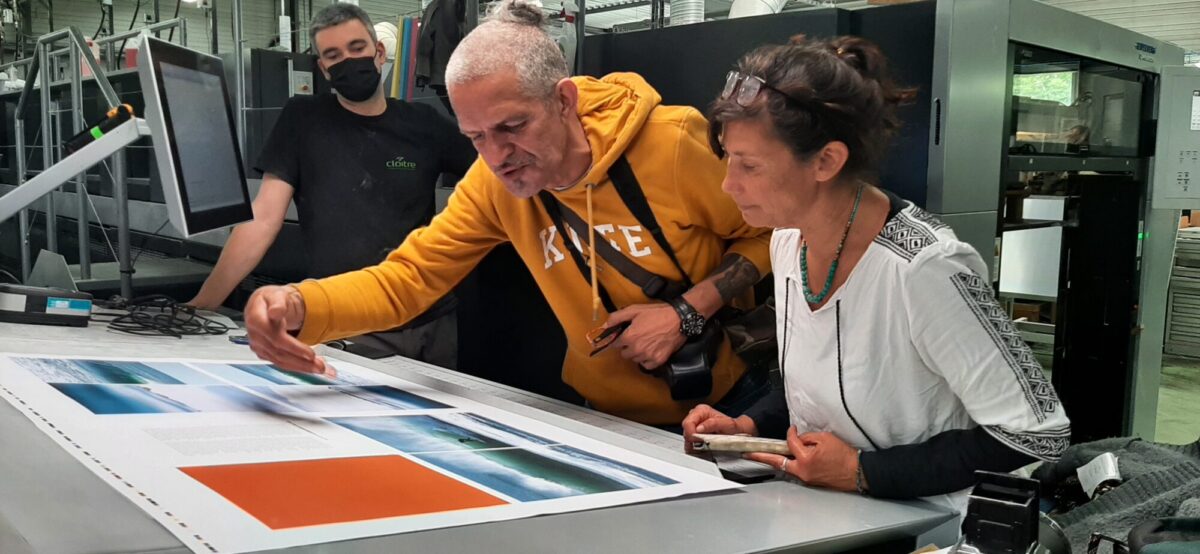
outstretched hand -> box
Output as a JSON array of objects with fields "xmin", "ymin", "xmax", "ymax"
[{"xmin": 244, "ymin": 285, "xmax": 330, "ymax": 376}]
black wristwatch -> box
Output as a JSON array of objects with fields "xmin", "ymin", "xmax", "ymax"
[{"xmin": 669, "ymin": 297, "xmax": 706, "ymax": 338}]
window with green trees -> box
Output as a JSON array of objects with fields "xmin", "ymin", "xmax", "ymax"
[{"xmin": 1013, "ymin": 71, "xmax": 1076, "ymax": 105}]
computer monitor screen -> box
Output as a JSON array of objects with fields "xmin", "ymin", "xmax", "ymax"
[{"xmin": 138, "ymin": 37, "xmax": 252, "ymax": 237}]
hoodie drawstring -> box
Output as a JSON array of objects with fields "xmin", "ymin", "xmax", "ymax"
[{"xmin": 586, "ymin": 183, "xmax": 600, "ymax": 321}]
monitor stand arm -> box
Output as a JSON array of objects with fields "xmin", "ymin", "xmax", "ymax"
[{"xmin": 0, "ymin": 118, "xmax": 151, "ymax": 299}]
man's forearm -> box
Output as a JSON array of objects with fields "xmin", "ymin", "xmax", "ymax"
[
  {"xmin": 682, "ymin": 254, "xmax": 762, "ymax": 319},
  {"xmin": 193, "ymin": 222, "xmax": 280, "ymax": 306}
]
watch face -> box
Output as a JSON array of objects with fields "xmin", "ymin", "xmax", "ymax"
[{"xmin": 673, "ymin": 298, "xmax": 705, "ymax": 337}]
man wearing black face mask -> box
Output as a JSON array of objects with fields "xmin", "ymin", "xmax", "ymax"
[{"xmin": 190, "ymin": 3, "xmax": 476, "ymax": 368}]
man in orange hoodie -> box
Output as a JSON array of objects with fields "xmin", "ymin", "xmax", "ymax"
[{"xmin": 243, "ymin": 0, "xmax": 773, "ymax": 426}]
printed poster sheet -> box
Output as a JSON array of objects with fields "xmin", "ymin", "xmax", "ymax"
[{"xmin": 0, "ymin": 354, "xmax": 737, "ymax": 553}]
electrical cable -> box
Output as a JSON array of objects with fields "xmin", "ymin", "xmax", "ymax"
[
  {"xmin": 92, "ymin": 8, "xmax": 108, "ymax": 40},
  {"xmin": 20, "ymin": 119, "xmax": 42, "ymax": 173},
  {"xmin": 24, "ymin": 210, "xmax": 38, "ymax": 242},
  {"xmin": 84, "ymin": 190, "xmax": 121, "ymax": 264},
  {"xmin": 91, "ymin": 294, "xmax": 231, "ymax": 338},
  {"xmin": 131, "ymin": 219, "xmax": 170, "ymax": 267},
  {"xmin": 18, "ymin": 127, "xmax": 50, "ymax": 246},
  {"xmin": 167, "ymin": 0, "xmax": 182, "ymax": 42},
  {"xmin": 0, "ymin": 268, "xmax": 20, "ymax": 283},
  {"xmin": 201, "ymin": 9, "xmax": 210, "ymax": 50},
  {"xmin": 115, "ymin": 0, "xmax": 146, "ymax": 67}
]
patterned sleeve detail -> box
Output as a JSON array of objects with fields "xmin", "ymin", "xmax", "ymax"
[
  {"xmin": 950, "ymin": 271, "xmax": 1062, "ymax": 423},
  {"xmin": 984, "ymin": 424, "xmax": 1071, "ymax": 461},
  {"xmin": 874, "ymin": 211, "xmax": 941, "ymax": 262}
]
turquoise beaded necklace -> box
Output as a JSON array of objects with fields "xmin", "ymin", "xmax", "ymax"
[{"xmin": 800, "ymin": 184, "xmax": 865, "ymax": 305}]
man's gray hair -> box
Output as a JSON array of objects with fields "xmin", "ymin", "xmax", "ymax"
[
  {"xmin": 445, "ymin": 0, "xmax": 569, "ymax": 99},
  {"xmin": 309, "ymin": 3, "xmax": 377, "ymax": 51}
]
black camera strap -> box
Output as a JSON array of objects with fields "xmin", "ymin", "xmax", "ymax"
[
  {"xmin": 607, "ymin": 156, "xmax": 694, "ymax": 288},
  {"xmin": 536, "ymin": 155, "xmax": 691, "ymax": 313},
  {"xmin": 538, "ymin": 191, "xmax": 619, "ymax": 314},
  {"xmin": 539, "ymin": 191, "xmax": 686, "ymax": 301},
  {"xmin": 538, "ymin": 156, "xmax": 717, "ymax": 399}
]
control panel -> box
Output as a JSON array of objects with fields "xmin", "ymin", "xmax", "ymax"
[{"xmin": 1153, "ymin": 66, "xmax": 1200, "ymax": 209}]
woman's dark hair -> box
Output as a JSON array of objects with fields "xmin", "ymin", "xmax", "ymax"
[{"xmin": 709, "ymin": 35, "xmax": 917, "ymax": 181}]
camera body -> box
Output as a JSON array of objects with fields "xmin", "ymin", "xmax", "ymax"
[{"xmin": 661, "ymin": 321, "xmax": 720, "ymax": 401}]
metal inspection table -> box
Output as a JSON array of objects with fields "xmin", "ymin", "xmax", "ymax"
[{"xmin": 0, "ymin": 320, "xmax": 956, "ymax": 553}]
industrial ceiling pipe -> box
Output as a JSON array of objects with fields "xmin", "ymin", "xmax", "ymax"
[{"xmin": 727, "ymin": 0, "xmax": 787, "ymax": 19}]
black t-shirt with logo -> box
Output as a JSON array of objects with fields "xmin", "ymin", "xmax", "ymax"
[{"xmin": 257, "ymin": 93, "xmax": 476, "ymax": 323}]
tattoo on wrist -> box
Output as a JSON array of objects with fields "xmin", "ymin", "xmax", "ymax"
[{"xmin": 712, "ymin": 255, "xmax": 761, "ymax": 303}]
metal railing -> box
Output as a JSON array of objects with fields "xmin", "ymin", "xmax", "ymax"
[
  {"xmin": 93, "ymin": 18, "xmax": 189, "ymax": 72},
  {"xmin": 9, "ymin": 27, "xmax": 125, "ymax": 280},
  {"xmin": 0, "ymin": 18, "xmax": 186, "ymax": 82},
  {"xmin": 1, "ymin": 20, "xmax": 191, "ymax": 281}
]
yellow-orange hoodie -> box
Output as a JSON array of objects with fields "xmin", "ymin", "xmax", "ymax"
[{"xmin": 294, "ymin": 73, "xmax": 772, "ymax": 424}]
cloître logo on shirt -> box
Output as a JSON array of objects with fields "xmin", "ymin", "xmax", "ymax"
[{"xmin": 386, "ymin": 156, "xmax": 418, "ymax": 170}]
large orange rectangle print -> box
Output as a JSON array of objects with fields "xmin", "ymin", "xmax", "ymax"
[{"xmin": 181, "ymin": 455, "xmax": 507, "ymax": 529}]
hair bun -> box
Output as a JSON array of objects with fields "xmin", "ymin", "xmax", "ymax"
[
  {"xmin": 829, "ymin": 37, "xmax": 873, "ymax": 77},
  {"xmin": 827, "ymin": 36, "xmax": 916, "ymax": 106},
  {"xmin": 487, "ymin": 0, "xmax": 547, "ymax": 26}
]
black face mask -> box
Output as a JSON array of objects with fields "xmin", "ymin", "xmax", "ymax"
[{"xmin": 328, "ymin": 55, "xmax": 381, "ymax": 102}]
